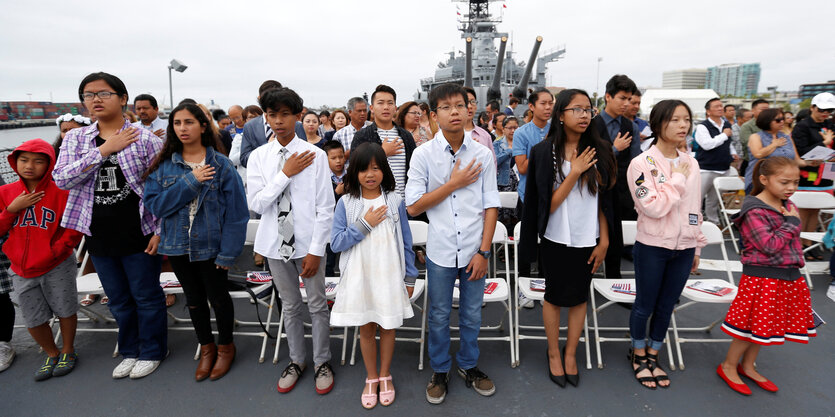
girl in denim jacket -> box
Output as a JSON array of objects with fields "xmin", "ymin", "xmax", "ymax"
[{"xmin": 144, "ymin": 103, "xmax": 249, "ymax": 382}]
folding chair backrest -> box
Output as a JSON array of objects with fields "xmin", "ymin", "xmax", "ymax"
[
  {"xmin": 622, "ymin": 221, "xmax": 638, "ymax": 246},
  {"xmin": 700, "ymin": 221, "xmax": 724, "ymax": 245},
  {"xmin": 492, "ymin": 221, "xmax": 509, "ymax": 244},
  {"xmin": 727, "ymin": 166, "xmax": 739, "ymax": 177},
  {"xmin": 245, "ymin": 219, "xmax": 260, "ymax": 245},
  {"xmin": 409, "ymin": 220, "xmax": 429, "ymax": 246},
  {"xmin": 713, "ymin": 176, "xmax": 745, "ymax": 192},
  {"xmin": 700, "ymin": 221, "xmax": 735, "ymax": 284},
  {"xmin": 790, "ymin": 191, "xmax": 835, "ymax": 210},
  {"xmin": 513, "ymin": 221, "xmax": 521, "ymax": 241},
  {"xmin": 499, "ymin": 192, "xmax": 518, "ymax": 209}
]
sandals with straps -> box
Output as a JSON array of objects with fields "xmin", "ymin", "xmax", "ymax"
[
  {"xmin": 629, "ymin": 349, "xmax": 656, "ymax": 390},
  {"xmin": 646, "ymin": 352, "xmax": 670, "ymax": 388},
  {"xmin": 362, "ymin": 378, "xmax": 379, "ymax": 409},
  {"xmin": 379, "ymin": 375, "xmax": 395, "ymax": 406}
]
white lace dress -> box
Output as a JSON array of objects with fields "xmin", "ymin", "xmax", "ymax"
[{"xmin": 330, "ymin": 195, "xmax": 414, "ymax": 329}]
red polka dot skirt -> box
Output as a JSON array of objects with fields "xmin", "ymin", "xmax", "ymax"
[{"xmin": 721, "ymin": 274, "xmax": 816, "ymax": 345}]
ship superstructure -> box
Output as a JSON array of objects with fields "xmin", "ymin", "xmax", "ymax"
[{"xmin": 416, "ymin": 0, "xmax": 565, "ymax": 112}]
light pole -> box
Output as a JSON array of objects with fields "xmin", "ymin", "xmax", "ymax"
[
  {"xmin": 595, "ymin": 57, "xmax": 603, "ymax": 108},
  {"xmin": 168, "ymin": 59, "xmax": 188, "ymax": 110},
  {"xmin": 767, "ymin": 86, "xmax": 778, "ymax": 106}
]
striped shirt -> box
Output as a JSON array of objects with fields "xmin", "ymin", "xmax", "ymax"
[
  {"xmin": 378, "ymin": 127, "xmax": 406, "ymax": 198},
  {"xmin": 53, "ymin": 120, "xmax": 163, "ymax": 236}
]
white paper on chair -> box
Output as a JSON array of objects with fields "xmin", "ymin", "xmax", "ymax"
[
  {"xmin": 800, "ymin": 146, "xmax": 835, "ymax": 161},
  {"xmin": 821, "ymin": 162, "xmax": 835, "ymax": 180}
]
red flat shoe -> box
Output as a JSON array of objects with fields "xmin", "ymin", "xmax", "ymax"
[
  {"xmin": 717, "ymin": 364, "xmax": 751, "ymax": 396},
  {"xmin": 737, "ymin": 365, "xmax": 778, "ymax": 392}
]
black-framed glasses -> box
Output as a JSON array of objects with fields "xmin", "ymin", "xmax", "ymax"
[
  {"xmin": 564, "ymin": 107, "xmax": 598, "ymax": 118},
  {"xmin": 81, "ymin": 91, "xmax": 119, "ymax": 101},
  {"xmin": 468, "ymin": 99, "xmax": 478, "ymax": 106}
]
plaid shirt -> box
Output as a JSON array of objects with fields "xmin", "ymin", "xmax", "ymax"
[
  {"xmin": 735, "ymin": 199, "xmax": 804, "ymax": 270},
  {"xmin": 53, "ymin": 120, "xmax": 163, "ymax": 236},
  {"xmin": 0, "ymin": 236, "xmax": 11, "ymax": 294}
]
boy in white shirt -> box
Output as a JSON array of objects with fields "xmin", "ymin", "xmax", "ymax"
[{"xmin": 246, "ymin": 87, "xmax": 335, "ymax": 395}]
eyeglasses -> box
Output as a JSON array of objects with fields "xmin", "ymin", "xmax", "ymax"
[
  {"xmin": 564, "ymin": 107, "xmax": 599, "ymax": 118},
  {"xmin": 773, "ymin": 118, "xmax": 784, "ymax": 122},
  {"xmin": 468, "ymin": 99, "xmax": 478, "ymax": 106},
  {"xmin": 81, "ymin": 91, "xmax": 120, "ymax": 101},
  {"xmin": 407, "ymin": 111, "xmax": 422, "ymax": 117},
  {"xmin": 435, "ymin": 104, "xmax": 468, "ymax": 113}
]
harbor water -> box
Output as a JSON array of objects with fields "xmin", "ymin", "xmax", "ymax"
[{"xmin": 0, "ymin": 126, "xmax": 59, "ymax": 149}]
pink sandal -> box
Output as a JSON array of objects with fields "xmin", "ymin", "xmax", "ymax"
[
  {"xmin": 379, "ymin": 375, "xmax": 395, "ymax": 406},
  {"xmin": 361, "ymin": 378, "xmax": 379, "ymax": 409}
]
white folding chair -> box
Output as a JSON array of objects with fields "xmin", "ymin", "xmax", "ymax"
[
  {"xmin": 713, "ymin": 176, "xmax": 745, "ymax": 254},
  {"xmin": 449, "ymin": 222, "xmax": 515, "ymax": 367},
  {"xmin": 589, "ymin": 221, "xmax": 676, "ymax": 370},
  {"xmin": 790, "ymin": 191, "xmax": 835, "ymax": 290},
  {"xmin": 512, "ymin": 222, "xmax": 593, "ymax": 369},
  {"xmin": 670, "ymin": 221, "xmax": 738, "ymax": 370}
]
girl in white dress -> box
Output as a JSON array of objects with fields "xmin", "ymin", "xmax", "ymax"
[{"xmin": 330, "ymin": 142, "xmax": 417, "ymax": 409}]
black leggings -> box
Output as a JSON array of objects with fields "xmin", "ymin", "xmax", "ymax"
[
  {"xmin": 0, "ymin": 293, "xmax": 13, "ymax": 342},
  {"xmin": 169, "ymin": 256, "xmax": 235, "ymax": 345}
]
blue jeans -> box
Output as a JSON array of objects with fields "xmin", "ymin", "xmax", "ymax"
[
  {"xmin": 629, "ymin": 242, "xmax": 695, "ymax": 351},
  {"xmin": 91, "ymin": 252, "xmax": 167, "ymax": 360},
  {"xmin": 426, "ymin": 257, "xmax": 485, "ymax": 373}
]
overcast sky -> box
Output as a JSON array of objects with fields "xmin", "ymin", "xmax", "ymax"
[{"xmin": 1, "ymin": 0, "xmax": 832, "ymax": 110}]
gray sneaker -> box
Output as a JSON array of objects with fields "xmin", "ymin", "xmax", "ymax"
[
  {"xmin": 314, "ymin": 362, "xmax": 335, "ymax": 395},
  {"xmin": 457, "ymin": 366, "xmax": 496, "ymax": 396},
  {"xmin": 277, "ymin": 362, "xmax": 305, "ymax": 393},
  {"xmin": 52, "ymin": 352, "xmax": 77, "ymax": 377},
  {"xmin": 34, "ymin": 356, "xmax": 58, "ymax": 381},
  {"xmin": 112, "ymin": 358, "xmax": 137, "ymax": 379},
  {"xmin": 519, "ymin": 293, "xmax": 535, "ymax": 309},
  {"xmin": 0, "ymin": 342, "xmax": 15, "ymax": 373}
]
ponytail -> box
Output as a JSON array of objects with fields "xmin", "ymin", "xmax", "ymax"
[{"xmin": 751, "ymin": 156, "xmax": 796, "ymax": 196}]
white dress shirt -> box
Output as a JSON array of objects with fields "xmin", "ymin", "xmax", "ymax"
[
  {"xmin": 132, "ymin": 116, "xmax": 168, "ymax": 140},
  {"xmin": 246, "ymin": 136, "xmax": 335, "ymax": 259},
  {"xmin": 405, "ymin": 130, "xmax": 500, "ymax": 268}
]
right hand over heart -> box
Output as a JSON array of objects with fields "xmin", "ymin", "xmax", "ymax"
[
  {"xmin": 5, "ymin": 190, "xmax": 45, "ymax": 213},
  {"xmin": 448, "ymin": 159, "xmax": 482, "ymax": 190},
  {"xmin": 192, "ymin": 165, "xmax": 215, "ymax": 183},
  {"xmin": 363, "ymin": 205, "xmax": 388, "ymax": 227},
  {"xmin": 282, "ymin": 151, "xmax": 315, "ymax": 177},
  {"xmin": 672, "ymin": 162, "xmax": 690, "ymax": 178},
  {"xmin": 613, "ymin": 131, "xmax": 632, "ymax": 152},
  {"xmin": 99, "ymin": 127, "xmax": 140, "ymax": 157}
]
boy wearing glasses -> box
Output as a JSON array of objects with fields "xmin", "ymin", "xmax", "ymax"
[{"xmin": 406, "ymin": 83, "xmax": 500, "ymax": 405}]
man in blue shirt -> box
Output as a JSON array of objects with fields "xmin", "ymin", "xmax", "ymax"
[{"xmin": 406, "ymin": 83, "xmax": 500, "ymax": 405}]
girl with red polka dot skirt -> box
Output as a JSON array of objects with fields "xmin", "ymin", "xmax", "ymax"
[{"xmin": 718, "ymin": 157, "xmax": 816, "ymax": 396}]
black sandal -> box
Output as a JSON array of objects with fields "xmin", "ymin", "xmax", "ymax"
[
  {"xmin": 646, "ymin": 352, "xmax": 670, "ymax": 388},
  {"xmin": 629, "ymin": 349, "xmax": 656, "ymax": 390}
]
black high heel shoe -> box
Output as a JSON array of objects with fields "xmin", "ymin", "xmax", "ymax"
[
  {"xmin": 563, "ymin": 346, "xmax": 579, "ymax": 387},
  {"xmin": 546, "ymin": 349, "xmax": 566, "ymax": 388}
]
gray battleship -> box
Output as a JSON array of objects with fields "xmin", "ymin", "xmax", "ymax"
[{"xmin": 415, "ymin": 0, "xmax": 565, "ymax": 113}]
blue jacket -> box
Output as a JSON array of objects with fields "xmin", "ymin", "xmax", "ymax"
[
  {"xmin": 330, "ymin": 192, "xmax": 418, "ymax": 284},
  {"xmin": 144, "ymin": 146, "xmax": 249, "ymax": 267},
  {"xmin": 493, "ymin": 137, "xmax": 514, "ymax": 187}
]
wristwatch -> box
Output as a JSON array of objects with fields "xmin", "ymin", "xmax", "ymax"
[{"xmin": 477, "ymin": 249, "xmax": 491, "ymax": 259}]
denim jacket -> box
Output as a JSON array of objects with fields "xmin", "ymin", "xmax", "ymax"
[
  {"xmin": 143, "ymin": 146, "xmax": 249, "ymax": 267},
  {"xmin": 493, "ymin": 137, "xmax": 514, "ymax": 187}
]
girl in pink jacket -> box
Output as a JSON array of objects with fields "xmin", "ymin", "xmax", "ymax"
[{"xmin": 626, "ymin": 100, "xmax": 707, "ymax": 390}]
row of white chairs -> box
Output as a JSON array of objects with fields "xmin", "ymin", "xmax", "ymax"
[{"xmin": 67, "ymin": 210, "xmax": 820, "ymax": 373}]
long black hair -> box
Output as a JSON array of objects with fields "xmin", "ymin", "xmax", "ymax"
[
  {"xmin": 545, "ymin": 89, "xmax": 616, "ymax": 195},
  {"xmin": 343, "ymin": 142, "xmax": 395, "ymax": 198},
  {"xmin": 648, "ymin": 99, "xmax": 693, "ymax": 146},
  {"xmin": 143, "ymin": 103, "xmax": 223, "ymax": 178}
]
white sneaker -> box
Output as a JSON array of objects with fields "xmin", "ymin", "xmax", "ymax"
[
  {"xmin": 129, "ymin": 360, "xmax": 161, "ymax": 379},
  {"xmin": 518, "ymin": 293, "xmax": 535, "ymax": 309},
  {"xmin": 112, "ymin": 358, "xmax": 137, "ymax": 379},
  {"xmin": 0, "ymin": 342, "xmax": 15, "ymax": 372},
  {"xmin": 827, "ymin": 283, "xmax": 835, "ymax": 303}
]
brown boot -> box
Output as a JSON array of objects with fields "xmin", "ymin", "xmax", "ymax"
[
  {"xmin": 196, "ymin": 343, "xmax": 217, "ymax": 381},
  {"xmin": 210, "ymin": 343, "xmax": 236, "ymax": 380}
]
